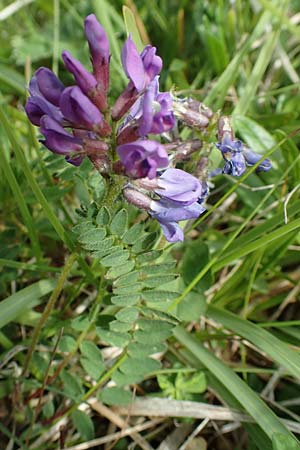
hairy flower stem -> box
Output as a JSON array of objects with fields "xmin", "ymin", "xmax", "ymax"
[{"xmin": 22, "ymin": 252, "xmax": 78, "ymax": 377}]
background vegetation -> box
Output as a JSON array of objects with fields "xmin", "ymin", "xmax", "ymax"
[{"xmin": 1, "ymin": 0, "xmax": 300, "ymax": 449}]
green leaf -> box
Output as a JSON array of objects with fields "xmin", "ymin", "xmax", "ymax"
[
  {"xmin": 176, "ymin": 292, "xmax": 207, "ymax": 321},
  {"xmin": 42, "ymin": 401, "xmax": 55, "ymax": 419},
  {"xmin": 78, "ymin": 228, "xmax": 106, "ymax": 245},
  {"xmin": 80, "ymin": 357, "xmax": 105, "ymax": 380},
  {"xmin": 110, "ymin": 209, "xmax": 128, "ymax": 237},
  {"xmin": 80, "ymin": 341, "xmax": 103, "ymax": 362},
  {"xmin": 122, "ymin": 223, "xmax": 144, "ymax": 244},
  {"xmin": 71, "ymin": 316, "xmax": 90, "ymax": 331},
  {"xmin": 101, "ymin": 250, "xmax": 130, "ymax": 267},
  {"xmin": 272, "ymin": 433, "xmax": 300, "ymax": 450},
  {"xmin": 122, "ymin": 5, "xmax": 144, "ymax": 52},
  {"xmin": 120, "ymin": 356, "xmax": 161, "ymax": 375},
  {"xmin": 141, "ymin": 290, "xmax": 179, "ymax": 302},
  {"xmin": 132, "ymin": 232, "xmax": 158, "ymax": 253},
  {"xmin": 142, "ymin": 274, "xmax": 177, "ymax": 288},
  {"xmin": 106, "ymin": 261, "xmax": 135, "ymax": 279},
  {"xmin": 0, "ymin": 279, "xmax": 56, "ymax": 329},
  {"xmin": 115, "ymin": 307, "xmax": 139, "ymax": 323},
  {"xmin": 60, "ymin": 371, "xmax": 84, "ymax": 398},
  {"xmin": 136, "ymin": 250, "xmax": 162, "ymax": 263},
  {"xmin": 96, "ymin": 206, "xmax": 111, "ymax": 225},
  {"xmin": 71, "ymin": 410, "xmax": 95, "ymax": 441},
  {"xmin": 72, "ymin": 221, "xmax": 94, "ymax": 235},
  {"xmin": 96, "ymin": 328, "xmax": 130, "ymax": 347},
  {"xmin": 91, "ymin": 237, "xmax": 116, "ymax": 255},
  {"xmin": 112, "ymin": 369, "xmax": 143, "ymax": 386},
  {"xmin": 139, "ymin": 262, "xmax": 176, "ymax": 275},
  {"xmin": 113, "ymin": 283, "xmax": 142, "ymax": 295},
  {"xmin": 111, "ymin": 294, "xmax": 140, "ymax": 306},
  {"xmin": 134, "ymin": 329, "xmax": 173, "ymax": 345},
  {"xmin": 181, "ymin": 239, "xmax": 211, "ymax": 292},
  {"xmin": 175, "ymin": 371, "xmax": 207, "ymax": 394},
  {"xmin": 113, "ymin": 270, "xmax": 140, "ymax": 287},
  {"xmin": 58, "ymin": 335, "xmax": 77, "ymax": 353},
  {"xmin": 99, "ymin": 386, "xmax": 132, "ymax": 406},
  {"xmin": 109, "ymin": 320, "xmax": 132, "ymax": 332},
  {"xmin": 128, "ymin": 342, "xmax": 166, "ymax": 358}
]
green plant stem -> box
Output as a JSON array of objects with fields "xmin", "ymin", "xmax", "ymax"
[{"xmin": 22, "ymin": 252, "xmax": 78, "ymax": 376}]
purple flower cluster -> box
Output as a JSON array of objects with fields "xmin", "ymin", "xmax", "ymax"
[
  {"xmin": 215, "ymin": 118, "xmax": 272, "ymax": 176},
  {"xmin": 25, "ymin": 15, "xmax": 272, "ymax": 243}
]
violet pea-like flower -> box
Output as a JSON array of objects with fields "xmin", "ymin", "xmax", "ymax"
[
  {"xmin": 139, "ymin": 77, "xmax": 175, "ymax": 136},
  {"xmin": 243, "ymin": 147, "xmax": 272, "ymax": 172},
  {"xmin": 121, "ymin": 37, "xmax": 162, "ymax": 92},
  {"xmin": 155, "ymin": 168, "xmax": 204, "ymax": 206},
  {"xmin": 150, "ymin": 198, "xmax": 206, "ymax": 242},
  {"xmin": 40, "ymin": 115, "xmax": 84, "ymax": 166},
  {"xmin": 25, "ymin": 67, "xmax": 65, "ymax": 126},
  {"xmin": 117, "ymin": 139, "xmax": 169, "ymax": 179},
  {"xmin": 59, "ymin": 86, "xmax": 110, "ymax": 135},
  {"xmin": 62, "ymin": 50, "xmax": 97, "ymax": 95},
  {"xmin": 25, "ymin": 95, "xmax": 63, "ymax": 126},
  {"xmin": 30, "ymin": 67, "xmax": 65, "ymax": 106},
  {"xmin": 216, "ymin": 136, "xmax": 246, "ymax": 176},
  {"xmin": 84, "ymin": 13, "xmax": 110, "ymax": 90}
]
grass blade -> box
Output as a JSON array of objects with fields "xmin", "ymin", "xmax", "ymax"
[
  {"xmin": 174, "ymin": 326, "xmax": 300, "ymax": 445},
  {"xmin": 207, "ymin": 305, "xmax": 300, "ymax": 379},
  {"xmin": 0, "ymin": 279, "xmax": 56, "ymax": 329}
]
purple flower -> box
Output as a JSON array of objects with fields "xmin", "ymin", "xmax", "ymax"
[
  {"xmin": 25, "ymin": 67, "xmax": 65, "ymax": 126},
  {"xmin": 150, "ymin": 198, "xmax": 205, "ymax": 242},
  {"xmin": 117, "ymin": 139, "xmax": 169, "ymax": 179},
  {"xmin": 121, "ymin": 37, "xmax": 162, "ymax": 92},
  {"xmin": 59, "ymin": 86, "xmax": 109, "ymax": 134},
  {"xmin": 216, "ymin": 136, "xmax": 272, "ymax": 176},
  {"xmin": 155, "ymin": 168, "xmax": 204, "ymax": 206},
  {"xmin": 139, "ymin": 78, "xmax": 175, "ymax": 135},
  {"xmin": 216, "ymin": 136, "xmax": 246, "ymax": 176},
  {"xmin": 40, "ymin": 115, "xmax": 84, "ymax": 165},
  {"xmin": 122, "ymin": 36, "xmax": 146, "ymax": 92},
  {"xmin": 84, "ymin": 14, "xmax": 110, "ymax": 90},
  {"xmin": 31, "ymin": 67, "xmax": 65, "ymax": 106},
  {"xmin": 141, "ymin": 45, "xmax": 163, "ymax": 86},
  {"xmin": 25, "ymin": 95, "xmax": 63, "ymax": 126},
  {"xmin": 243, "ymin": 147, "xmax": 272, "ymax": 172},
  {"xmin": 62, "ymin": 50, "xmax": 97, "ymax": 95}
]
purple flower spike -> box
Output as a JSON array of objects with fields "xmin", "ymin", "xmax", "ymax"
[
  {"xmin": 155, "ymin": 168, "xmax": 203, "ymax": 205},
  {"xmin": 243, "ymin": 147, "xmax": 272, "ymax": 172},
  {"xmin": 141, "ymin": 46, "xmax": 162, "ymax": 84},
  {"xmin": 40, "ymin": 115, "xmax": 84, "ymax": 165},
  {"xmin": 84, "ymin": 14, "xmax": 110, "ymax": 90},
  {"xmin": 117, "ymin": 139, "xmax": 169, "ymax": 179},
  {"xmin": 62, "ymin": 50, "xmax": 97, "ymax": 95},
  {"xmin": 25, "ymin": 95, "xmax": 63, "ymax": 126},
  {"xmin": 33, "ymin": 67, "xmax": 65, "ymax": 106},
  {"xmin": 121, "ymin": 36, "xmax": 145, "ymax": 92},
  {"xmin": 60, "ymin": 86, "xmax": 104, "ymax": 131}
]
